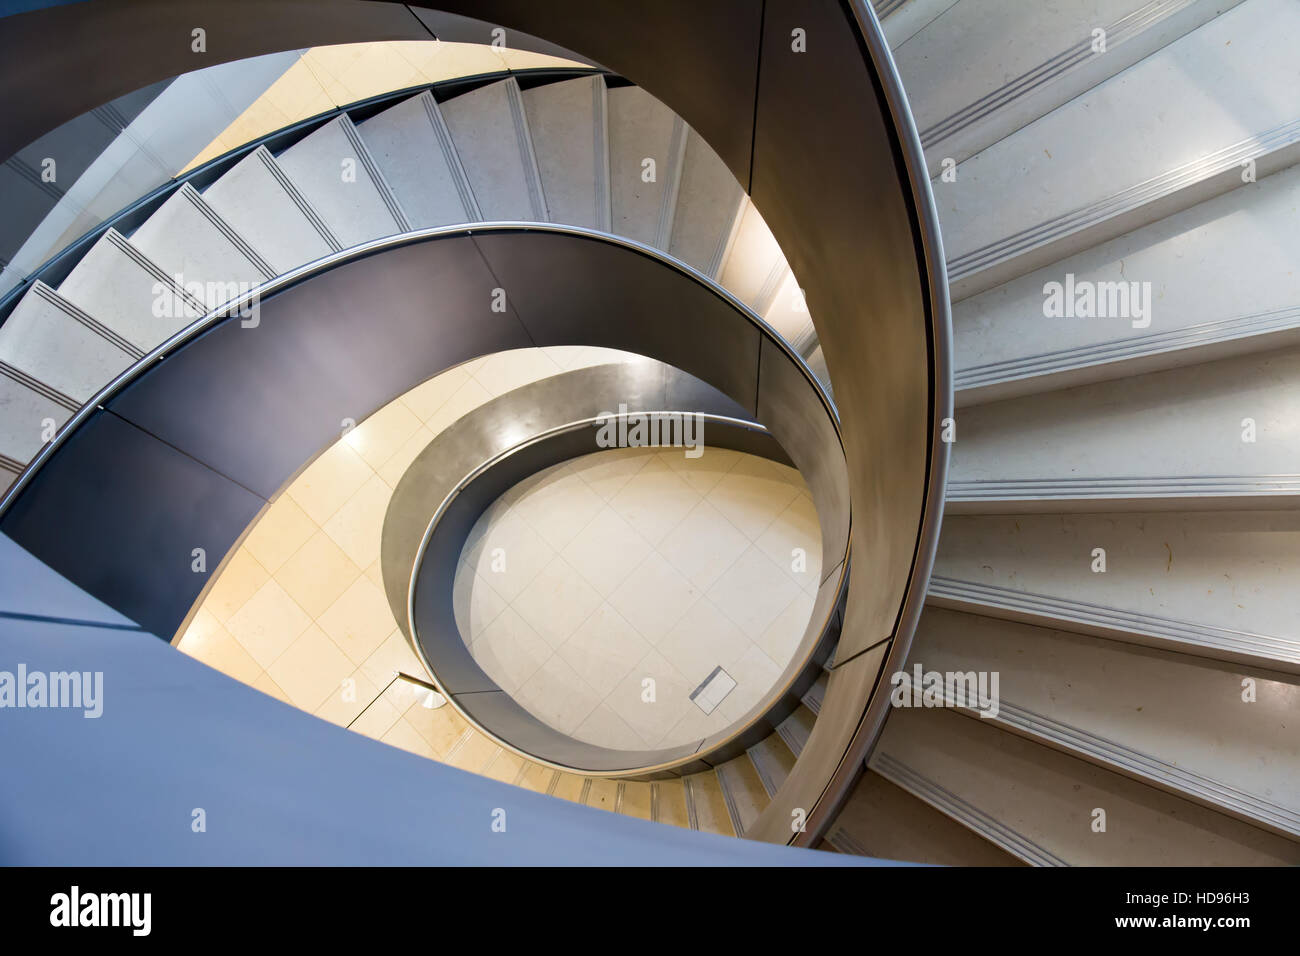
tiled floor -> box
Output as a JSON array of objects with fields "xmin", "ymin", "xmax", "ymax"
[
  {"xmin": 176, "ymin": 346, "xmax": 636, "ymax": 729},
  {"xmin": 183, "ymin": 41, "xmax": 584, "ymax": 172},
  {"xmin": 454, "ymin": 445, "xmax": 821, "ymax": 751}
]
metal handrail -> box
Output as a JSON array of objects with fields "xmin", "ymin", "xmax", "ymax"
[
  {"xmin": 783, "ymin": 0, "xmax": 953, "ymax": 839},
  {"xmin": 404, "ymin": 410, "xmax": 846, "ymax": 777},
  {"xmin": 0, "ymin": 0, "xmax": 947, "ymax": 853},
  {"xmin": 0, "ymin": 220, "xmax": 839, "ymax": 525}
]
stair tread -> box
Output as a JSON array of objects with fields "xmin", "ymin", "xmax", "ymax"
[
  {"xmin": 275, "ymin": 115, "xmax": 406, "ymax": 247},
  {"xmin": 668, "ymin": 126, "xmax": 743, "ymax": 278},
  {"xmin": 685, "ymin": 771, "xmax": 736, "ymax": 836},
  {"xmin": 933, "ymin": 511, "xmax": 1300, "ymax": 670},
  {"xmin": 939, "ymin": 0, "xmax": 1300, "ymax": 298},
  {"xmin": 747, "ymin": 732, "xmax": 797, "ymax": 797},
  {"xmin": 0, "ymin": 282, "xmax": 135, "ymax": 402},
  {"xmin": 954, "ymin": 162, "xmax": 1300, "ymax": 406},
  {"xmin": 440, "ymin": 77, "xmax": 546, "ymax": 222},
  {"xmin": 0, "ymin": 370, "xmax": 72, "ymax": 463},
  {"xmin": 128, "ymin": 184, "xmax": 273, "ymax": 307},
  {"xmin": 776, "ymin": 703, "xmax": 816, "ymax": 756},
  {"xmin": 620, "ymin": 780, "xmax": 653, "ymax": 820},
  {"xmin": 949, "ymin": 345, "xmax": 1300, "ymax": 504},
  {"xmin": 898, "ymin": 0, "xmax": 1240, "ymax": 169},
  {"xmin": 875, "ymin": 706, "xmax": 1300, "ymax": 865},
  {"xmin": 715, "ymin": 754, "xmax": 772, "ymax": 836},
  {"xmin": 828, "ymin": 770, "xmax": 1024, "ymax": 865},
  {"xmin": 202, "ymin": 145, "xmax": 339, "ymax": 273},
  {"xmin": 356, "ymin": 90, "xmax": 480, "ymax": 229},
  {"xmin": 521, "ymin": 75, "xmax": 608, "ymax": 230},
  {"xmin": 584, "ymin": 777, "xmax": 620, "ymax": 813},
  {"xmin": 57, "ymin": 230, "xmax": 201, "ymax": 352},
  {"xmin": 910, "ymin": 606, "xmax": 1300, "ymax": 836},
  {"xmin": 606, "ymin": 85, "xmax": 684, "ymax": 249},
  {"xmin": 653, "ymin": 778, "xmax": 691, "ymax": 829}
]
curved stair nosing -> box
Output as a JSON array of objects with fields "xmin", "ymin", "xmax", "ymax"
[
  {"xmin": 873, "ymin": 0, "xmax": 908, "ymax": 21},
  {"xmin": 927, "ymin": 576, "xmax": 1300, "ymax": 673},
  {"xmin": 775, "ymin": 708, "xmax": 813, "ymax": 757},
  {"xmin": 590, "ymin": 76, "xmax": 612, "ymax": 232},
  {"xmin": 414, "ymin": 90, "xmax": 484, "ymax": 223},
  {"xmin": 170, "ymin": 182, "xmax": 278, "ymax": 282},
  {"xmin": 946, "ymin": 475, "xmax": 1300, "ymax": 513},
  {"xmin": 823, "ymin": 825, "xmax": 870, "ymax": 856},
  {"xmin": 714, "ymin": 761, "xmax": 751, "ymax": 837},
  {"xmin": 336, "ymin": 114, "xmax": 413, "ymax": 233},
  {"xmin": 654, "ymin": 116, "xmax": 689, "ymax": 251},
  {"xmin": 948, "ymin": 120, "xmax": 1300, "ymax": 298},
  {"xmin": 939, "ymin": 693, "xmax": 1300, "ymax": 842},
  {"xmin": 801, "ymin": 679, "xmax": 825, "ymax": 715},
  {"xmin": 919, "ymin": 0, "xmax": 1205, "ymax": 150},
  {"xmin": 29, "ymin": 281, "xmax": 144, "ymax": 360},
  {"xmin": 683, "ymin": 774, "xmax": 703, "ymax": 832},
  {"xmin": 746, "ymin": 742, "xmax": 789, "ymax": 798},
  {"xmin": 103, "ymin": 229, "xmax": 207, "ymax": 317},
  {"xmin": 868, "ymin": 751, "xmax": 1069, "ymax": 866},
  {"xmin": 954, "ymin": 304, "xmax": 1300, "ymax": 408},
  {"xmin": 0, "ymin": 359, "xmax": 79, "ymax": 412},
  {"xmin": 501, "ymin": 76, "xmax": 550, "ymax": 222},
  {"xmin": 253, "ymin": 145, "xmax": 344, "ymax": 253}
]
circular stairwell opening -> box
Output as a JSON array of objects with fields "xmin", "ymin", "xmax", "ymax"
[{"xmin": 452, "ymin": 444, "xmax": 822, "ymax": 751}]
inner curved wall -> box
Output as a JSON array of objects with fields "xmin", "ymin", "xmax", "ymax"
[
  {"xmin": 175, "ymin": 346, "xmax": 641, "ymax": 717},
  {"xmin": 174, "ymin": 346, "xmax": 832, "ymax": 782},
  {"xmin": 0, "ymin": 0, "xmax": 947, "ymax": 848},
  {"xmin": 0, "ymin": 230, "xmax": 847, "ymax": 645},
  {"xmin": 388, "ymin": 350, "xmax": 843, "ymax": 774}
]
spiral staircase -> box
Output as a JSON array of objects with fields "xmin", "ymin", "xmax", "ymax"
[
  {"xmin": 0, "ymin": 73, "xmax": 820, "ymax": 491},
  {"xmin": 823, "ymin": 0, "xmax": 1300, "ymax": 866},
  {"xmin": 0, "ymin": 65, "xmax": 843, "ymax": 843},
  {"xmin": 0, "ymin": 0, "xmax": 1297, "ymax": 866}
]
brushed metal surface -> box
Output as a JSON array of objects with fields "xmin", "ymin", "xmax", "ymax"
[
  {"xmin": 107, "ymin": 236, "xmax": 533, "ymax": 499},
  {"xmin": 756, "ymin": 335, "xmax": 849, "ymax": 579},
  {"xmin": 4, "ymin": 226, "xmax": 846, "ymax": 672},
  {"xmin": 471, "ymin": 230, "xmax": 764, "ymax": 415},
  {"xmin": 403, "ymin": 403, "xmax": 798, "ymax": 776},
  {"xmin": 0, "ymin": 409, "xmax": 264, "ymax": 637},
  {"xmin": 381, "ymin": 359, "xmax": 757, "ymax": 631},
  {"xmin": 741, "ymin": 0, "xmax": 951, "ymax": 845},
  {"xmin": 1, "ymin": 0, "xmax": 948, "ymax": 847}
]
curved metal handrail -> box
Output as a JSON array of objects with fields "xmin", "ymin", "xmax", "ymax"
[
  {"xmin": 0, "ymin": 220, "xmax": 840, "ymax": 525},
  {"xmin": 0, "ymin": 0, "xmax": 949, "ymax": 855},
  {"xmin": 404, "ymin": 409, "xmax": 844, "ymax": 777},
  {"xmin": 775, "ymin": 0, "xmax": 952, "ymax": 841}
]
